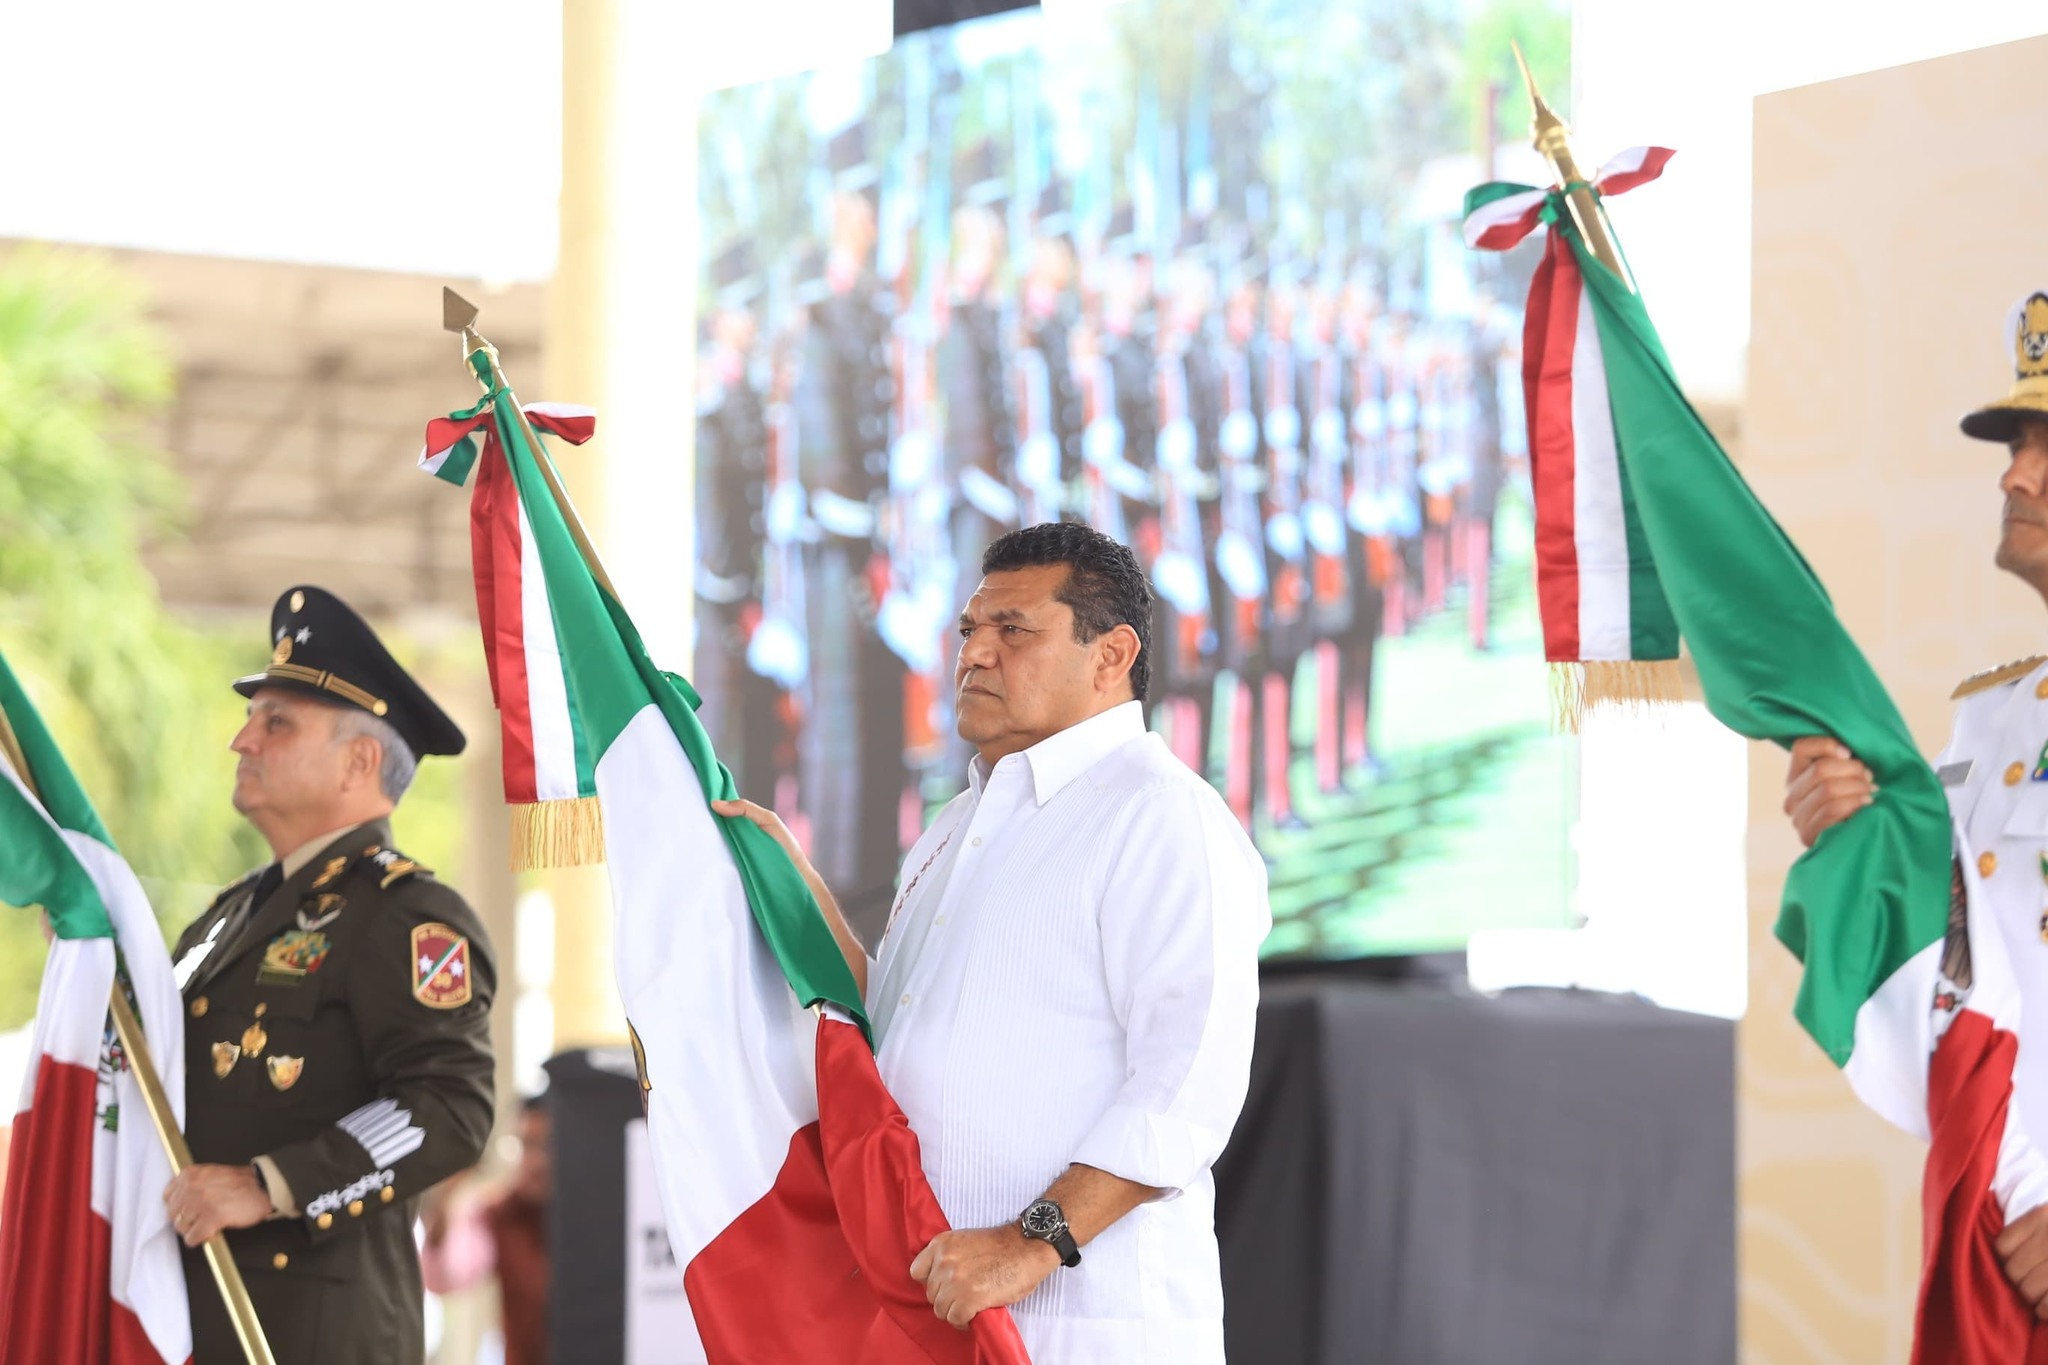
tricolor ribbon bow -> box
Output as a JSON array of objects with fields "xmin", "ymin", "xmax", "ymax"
[
  {"xmin": 1462, "ymin": 146, "xmax": 1675, "ymax": 253},
  {"xmin": 419, "ymin": 395, "xmax": 597, "ymax": 487}
]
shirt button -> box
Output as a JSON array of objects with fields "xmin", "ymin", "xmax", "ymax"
[
  {"xmin": 2009, "ymin": 762, "xmax": 2028, "ymax": 786},
  {"xmin": 971, "ymin": 837, "xmax": 982, "ymax": 847},
  {"xmin": 935, "ymin": 915, "xmax": 947, "ymax": 926},
  {"xmin": 900, "ymin": 994, "xmax": 912, "ymax": 1006},
  {"xmin": 1980, "ymin": 851, "xmax": 1999, "ymax": 878}
]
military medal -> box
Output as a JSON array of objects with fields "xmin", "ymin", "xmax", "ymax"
[
  {"xmin": 212, "ymin": 1041, "xmax": 241, "ymax": 1078},
  {"xmin": 411, "ymin": 923, "xmax": 472, "ymax": 1009},
  {"xmin": 266, "ymin": 1055, "xmax": 303, "ymax": 1091}
]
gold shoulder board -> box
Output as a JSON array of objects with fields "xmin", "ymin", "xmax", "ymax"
[
  {"xmin": 361, "ymin": 845, "xmax": 432, "ymax": 891},
  {"xmin": 1952, "ymin": 655, "xmax": 2048, "ymax": 700}
]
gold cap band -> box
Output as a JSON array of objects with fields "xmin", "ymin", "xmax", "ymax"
[{"xmin": 262, "ymin": 663, "xmax": 390, "ymax": 717}]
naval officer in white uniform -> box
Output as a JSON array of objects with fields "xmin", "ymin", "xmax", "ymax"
[{"xmin": 1786, "ymin": 290, "xmax": 2048, "ymax": 1319}]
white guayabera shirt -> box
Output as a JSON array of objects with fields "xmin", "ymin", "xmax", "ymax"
[{"xmin": 870, "ymin": 701, "xmax": 1271, "ymax": 1364}]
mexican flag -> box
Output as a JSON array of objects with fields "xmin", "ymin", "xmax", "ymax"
[
  {"xmin": 0, "ymin": 648, "xmax": 190, "ymax": 1364},
  {"xmin": 422, "ymin": 357, "xmax": 1031, "ymax": 1364},
  {"xmin": 1468, "ymin": 161, "xmax": 2046, "ymax": 1360},
  {"xmin": 1465, "ymin": 146, "xmax": 1681, "ymax": 725}
]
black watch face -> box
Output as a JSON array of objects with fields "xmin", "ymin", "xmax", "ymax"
[{"xmin": 1021, "ymin": 1200, "xmax": 1063, "ymax": 1237}]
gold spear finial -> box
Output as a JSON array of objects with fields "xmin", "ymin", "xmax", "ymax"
[
  {"xmin": 443, "ymin": 286, "xmax": 493, "ymax": 370},
  {"xmin": 442, "ymin": 286, "xmax": 478, "ymax": 334},
  {"xmin": 1511, "ymin": 42, "xmax": 1633, "ymax": 292}
]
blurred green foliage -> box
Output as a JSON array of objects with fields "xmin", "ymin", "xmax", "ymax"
[
  {"xmin": 1462, "ymin": 0, "xmax": 1573, "ymax": 152},
  {"xmin": 0, "ymin": 249, "xmax": 397, "ymax": 1031}
]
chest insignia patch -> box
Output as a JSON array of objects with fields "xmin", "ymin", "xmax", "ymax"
[
  {"xmin": 411, "ymin": 923, "xmax": 472, "ymax": 1009},
  {"xmin": 259, "ymin": 930, "xmax": 332, "ymax": 986}
]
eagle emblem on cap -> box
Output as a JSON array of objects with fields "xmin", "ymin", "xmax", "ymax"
[{"xmin": 2018, "ymin": 294, "xmax": 2048, "ymax": 376}]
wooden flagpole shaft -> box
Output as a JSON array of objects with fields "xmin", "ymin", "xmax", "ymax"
[
  {"xmin": 109, "ymin": 988, "xmax": 278, "ymax": 1365},
  {"xmin": 0, "ymin": 705, "xmax": 276, "ymax": 1365}
]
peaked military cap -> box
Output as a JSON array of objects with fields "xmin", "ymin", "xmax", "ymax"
[
  {"xmin": 956, "ymin": 137, "xmax": 1007, "ymax": 209},
  {"xmin": 710, "ymin": 238, "xmax": 761, "ymax": 309},
  {"xmin": 1103, "ymin": 201, "xmax": 1143, "ymax": 259},
  {"xmin": 234, "ymin": 586, "xmax": 465, "ymax": 758},
  {"xmin": 1963, "ymin": 291, "xmax": 2048, "ymax": 443},
  {"xmin": 1033, "ymin": 179, "xmax": 1073, "ymax": 240},
  {"xmin": 826, "ymin": 119, "xmax": 876, "ymax": 193}
]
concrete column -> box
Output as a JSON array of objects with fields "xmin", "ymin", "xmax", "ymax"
[{"xmin": 542, "ymin": 0, "xmax": 697, "ymax": 1050}]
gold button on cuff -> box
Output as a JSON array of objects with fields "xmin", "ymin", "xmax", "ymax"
[
  {"xmin": 380, "ymin": 1187, "xmax": 396, "ymax": 1204},
  {"xmin": 190, "ymin": 997, "xmax": 208, "ymax": 1018},
  {"xmin": 316, "ymin": 1213, "xmax": 333, "ymax": 1230},
  {"xmin": 1980, "ymin": 851, "xmax": 2000, "ymax": 878},
  {"xmin": 348, "ymin": 1200, "xmax": 364, "ymax": 1217},
  {"xmin": 272, "ymin": 1253, "xmax": 289, "ymax": 1270},
  {"xmin": 2008, "ymin": 762, "xmax": 2027, "ymax": 786}
]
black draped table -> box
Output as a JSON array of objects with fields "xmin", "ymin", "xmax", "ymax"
[{"xmin": 1215, "ymin": 970, "xmax": 1736, "ymax": 1365}]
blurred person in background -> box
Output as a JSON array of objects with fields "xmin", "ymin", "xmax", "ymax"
[
  {"xmin": 794, "ymin": 117, "xmax": 909, "ymax": 944},
  {"xmin": 423, "ymin": 1095, "xmax": 552, "ymax": 1365}
]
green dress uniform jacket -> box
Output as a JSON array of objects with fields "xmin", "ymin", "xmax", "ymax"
[{"xmin": 171, "ymin": 819, "xmax": 495, "ymax": 1363}]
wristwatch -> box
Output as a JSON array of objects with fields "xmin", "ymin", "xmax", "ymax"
[{"xmin": 1018, "ymin": 1197, "xmax": 1081, "ymax": 1268}]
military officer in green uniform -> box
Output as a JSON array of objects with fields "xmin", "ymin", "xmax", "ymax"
[{"xmin": 163, "ymin": 585, "xmax": 496, "ymax": 1363}]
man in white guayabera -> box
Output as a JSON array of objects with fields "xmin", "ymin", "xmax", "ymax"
[{"xmin": 718, "ymin": 520, "xmax": 1270, "ymax": 1362}]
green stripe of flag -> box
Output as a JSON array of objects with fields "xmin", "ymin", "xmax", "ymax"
[
  {"xmin": 0, "ymin": 649, "xmax": 115, "ymax": 941},
  {"xmin": 486, "ymin": 366, "xmax": 870, "ymax": 1033},
  {"xmin": 1571, "ymin": 231, "xmax": 1949, "ymax": 1063}
]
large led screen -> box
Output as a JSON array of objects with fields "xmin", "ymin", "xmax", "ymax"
[{"xmin": 692, "ymin": 0, "xmax": 1572, "ymax": 957}]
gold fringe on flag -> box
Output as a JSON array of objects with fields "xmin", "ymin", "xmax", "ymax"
[
  {"xmin": 509, "ymin": 795, "xmax": 607, "ymax": 871},
  {"xmin": 1548, "ymin": 659, "xmax": 1687, "ymax": 733}
]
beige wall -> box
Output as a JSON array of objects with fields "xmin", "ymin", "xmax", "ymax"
[{"xmin": 1745, "ymin": 34, "xmax": 2048, "ymax": 1362}]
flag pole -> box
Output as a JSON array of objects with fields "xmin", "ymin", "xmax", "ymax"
[
  {"xmin": 1512, "ymin": 42, "xmax": 1635, "ymax": 293},
  {"xmin": 0, "ymin": 706, "xmax": 277, "ymax": 1365},
  {"xmin": 441, "ymin": 287, "xmax": 622, "ymax": 602}
]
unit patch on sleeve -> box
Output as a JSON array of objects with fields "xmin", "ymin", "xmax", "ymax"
[{"xmin": 410, "ymin": 923, "xmax": 472, "ymax": 1008}]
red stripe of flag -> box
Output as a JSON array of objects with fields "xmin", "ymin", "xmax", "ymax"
[
  {"xmin": 1524, "ymin": 229, "xmax": 1584, "ymax": 661},
  {"xmin": 470, "ymin": 440, "xmax": 541, "ymax": 803},
  {"xmin": 1913, "ymin": 1009, "xmax": 2048, "ymax": 1364},
  {"xmin": 681, "ymin": 1019, "xmax": 1031, "ymax": 1364},
  {"xmin": 0, "ymin": 1056, "xmax": 164, "ymax": 1364}
]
